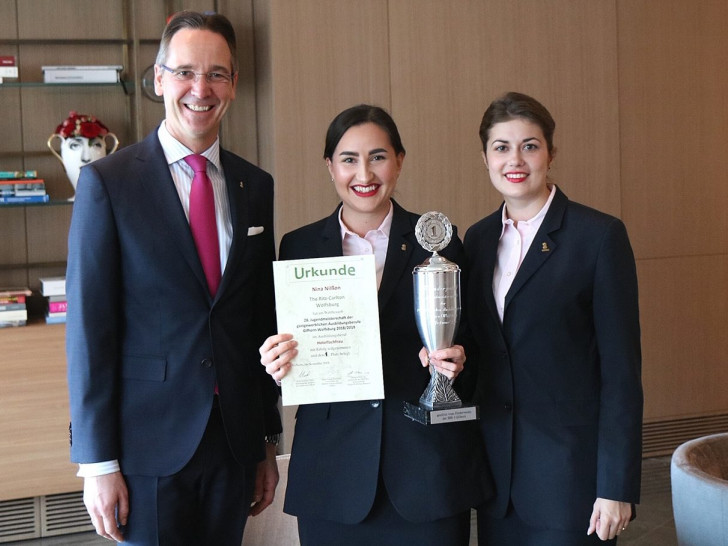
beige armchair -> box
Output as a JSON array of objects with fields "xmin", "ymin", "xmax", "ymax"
[{"xmin": 671, "ymin": 433, "xmax": 728, "ymax": 546}]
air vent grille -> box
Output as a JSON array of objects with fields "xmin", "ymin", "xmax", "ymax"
[
  {"xmin": 0, "ymin": 497, "xmax": 39, "ymax": 543},
  {"xmin": 643, "ymin": 413, "xmax": 728, "ymax": 457}
]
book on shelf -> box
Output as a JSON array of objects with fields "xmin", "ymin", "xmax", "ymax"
[
  {"xmin": 0, "ymin": 287, "xmax": 32, "ymax": 299},
  {"xmin": 0, "ymin": 194, "xmax": 50, "ymax": 204},
  {"xmin": 40, "ymin": 276, "xmax": 66, "ymax": 297},
  {"xmin": 47, "ymin": 300, "xmax": 68, "ymax": 314},
  {"xmin": 44, "ymin": 313, "xmax": 66, "ymax": 324},
  {"xmin": 0, "ymin": 308, "xmax": 28, "ymax": 323},
  {"xmin": 0, "ymin": 319, "xmax": 27, "ymax": 328},
  {"xmin": 0, "ymin": 179, "xmax": 47, "ymax": 197},
  {"xmin": 42, "ymin": 65, "xmax": 123, "ymax": 84},
  {"xmin": 0, "ymin": 294, "xmax": 26, "ymax": 304},
  {"xmin": 0, "ymin": 302, "xmax": 26, "ymax": 312},
  {"xmin": 0, "ymin": 178, "xmax": 45, "ymax": 187},
  {"xmin": 0, "ymin": 170, "xmax": 38, "ymax": 180},
  {"xmin": 0, "ymin": 55, "xmax": 18, "ymax": 79}
]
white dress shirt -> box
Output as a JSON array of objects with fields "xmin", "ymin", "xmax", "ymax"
[{"xmin": 339, "ymin": 201, "xmax": 393, "ymax": 289}]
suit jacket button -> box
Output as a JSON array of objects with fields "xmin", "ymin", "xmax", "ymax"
[
  {"xmin": 201, "ymin": 358, "xmax": 213, "ymax": 368},
  {"xmin": 370, "ymin": 400, "xmax": 380, "ymax": 408},
  {"xmin": 504, "ymin": 403, "xmax": 512, "ymax": 411}
]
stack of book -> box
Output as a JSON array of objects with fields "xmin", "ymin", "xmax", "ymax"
[
  {"xmin": 40, "ymin": 276, "xmax": 67, "ymax": 324},
  {"xmin": 0, "ymin": 288, "xmax": 31, "ymax": 328},
  {"xmin": 42, "ymin": 65, "xmax": 123, "ymax": 84},
  {"xmin": 0, "ymin": 170, "xmax": 49, "ymax": 204}
]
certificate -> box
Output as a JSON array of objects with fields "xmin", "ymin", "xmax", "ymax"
[{"xmin": 272, "ymin": 255, "xmax": 384, "ymax": 406}]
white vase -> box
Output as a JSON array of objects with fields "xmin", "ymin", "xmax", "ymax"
[{"xmin": 47, "ymin": 132, "xmax": 119, "ymax": 200}]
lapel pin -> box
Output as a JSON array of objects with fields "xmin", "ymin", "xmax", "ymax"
[
  {"xmin": 239, "ymin": 181, "xmax": 244, "ymax": 189},
  {"xmin": 541, "ymin": 242, "xmax": 550, "ymax": 252},
  {"xmin": 401, "ymin": 243, "xmax": 407, "ymax": 251}
]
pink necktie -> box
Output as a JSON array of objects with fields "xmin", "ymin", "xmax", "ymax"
[{"xmin": 185, "ymin": 154, "xmax": 221, "ymax": 297}]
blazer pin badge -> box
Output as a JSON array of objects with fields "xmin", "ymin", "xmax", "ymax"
[
  {"xmin": 541, "ymin": 242, "xmax": 550, "ymax": 252},
  {"xmin": 239, "ymin": 181, "xmax": 244, "ymax": 189}
]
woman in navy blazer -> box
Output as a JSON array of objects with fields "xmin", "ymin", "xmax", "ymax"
[
  {"xmin": 259, "ymin": 105, "xmax": 491, "ymax": 545},
  {"xmin": 464, "ymin": 92, "xmax": 643, "ymax": 545}
]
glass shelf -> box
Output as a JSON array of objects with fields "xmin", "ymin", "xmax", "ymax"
[
  {"xmin": 0, "ymin": 199, "xmax": 73, "ymax": 208},
  {"xmin": 0, "ymin": 81, "xmax": 132, "ymax": 94}
]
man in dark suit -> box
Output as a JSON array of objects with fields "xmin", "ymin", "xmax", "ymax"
[{"xmin": 66, "ymin": 11, "xmax": 281, "ymax": 545}]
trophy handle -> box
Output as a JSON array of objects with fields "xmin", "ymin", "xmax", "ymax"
[
  {"xmin": 104, "ymin": 133, "xmax": 119, "ymax": 154},
  {"xmin": 47, "ymin": 133, "xmax": 64, "ymax": 164}
]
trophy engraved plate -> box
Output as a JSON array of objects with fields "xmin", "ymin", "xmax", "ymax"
[{"xmin": 404, "ymin": 212, "xmax": 479, "ymax": 425}]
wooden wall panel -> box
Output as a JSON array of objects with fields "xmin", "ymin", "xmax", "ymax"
[
  {"xmin": 638, "ymin": 255, "xmax": 728, "ymax": 420},
  {"xmin": 254, "ymin": 0, "xmax": 392, "ymax": 241},
  {"xmin": 17, "ymin": 0, "xmax": 125, "ymax": 40},
  {"xmin": 618, "ymin": 0, "xmax": 728, "ymax": 259},
  {"xmin": 618, "ymin": 0, "xmax": 728, "ymax": 423},
  {"xmin": 388, "ymin": 1, "xmax": 621, "ymax": 233}
]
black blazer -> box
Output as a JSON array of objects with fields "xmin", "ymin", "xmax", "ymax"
[
  {"xmin": 282, "ymin": 200, "xmax": 492, "ymax": 524},
  {"xmin": 463, "ymin": 187, "xmax": 643, "ymax": 531},
  {"xmin": 66, "ymin": 130, "xmax": 281, "ymax": 476}
]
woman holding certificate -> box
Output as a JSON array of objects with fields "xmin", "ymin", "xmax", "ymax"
[{"xmin": 259, "ymin": 104, "xmax": 491, "ymax": 545}]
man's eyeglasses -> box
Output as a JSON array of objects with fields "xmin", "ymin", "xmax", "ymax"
[{"xmin": 159, "ymin": 64, "xmax": 235, "ymax": 85}]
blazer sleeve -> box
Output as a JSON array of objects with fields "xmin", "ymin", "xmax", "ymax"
[
  {"xmin": 593, "ymin": 218, "xmax": 643, "ymax": 502},
  {"xmin": 66, "ymin": 163, "xmax": 122, "ymax": 463}
]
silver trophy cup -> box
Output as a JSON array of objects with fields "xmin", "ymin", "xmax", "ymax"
[
  {"xmin": 413, "ymin": 211, "xmax": 462, "ymax": 410},
  {"xmin": 404, "ymin": 212, "xmax": 479, "ymax": 425},
  {"xmin": 414, "ymin": 252, "xmax": 463, "ymax": 410}
]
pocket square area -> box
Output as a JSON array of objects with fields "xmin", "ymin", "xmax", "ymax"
[{"xmin": 247, "ymin": 226, "xmax": 264, "ymax": 236}]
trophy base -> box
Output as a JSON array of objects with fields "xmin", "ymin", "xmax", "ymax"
[{"xmin": 403, "ymin": 401, "xmax": 480, "ymax": 425}]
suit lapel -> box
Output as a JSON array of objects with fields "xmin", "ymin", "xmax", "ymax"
[
  {"xmin": 379, "ymin": 202, "xmax": 415, "ymax": 311},
  {"xmin": 136, "ymin": 133, "xmax": 210, "ymax": 294},
  {"xmin": 478, "ymin": 215, "xmax": 503, "ymax": 324},
  {"xmin": 316, "ymin": 206, "xmax": 345, "ymax": 258},
  {"xmin": 504, "ymin": 188, "xmax": 567, "ymax": 311},
  {"xmin": 216, "ymin": 150, "xmax": 249, "ymax": 299}
]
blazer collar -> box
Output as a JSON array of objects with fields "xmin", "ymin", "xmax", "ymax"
[
  {"xmin": 316, "ymin": 200, "xmax": 415, "ymax": 310},
  {"xmin": 135, "ymin": 133, "xmax": 209, "ymax": 294},
  {"xmin": 378, "ymin": 200, "xmax": 416, "ymax": 310},
  {"xmin": 504, "ymin": 186, "xmax": 567, "ymax": 309},
  {"xmin": 216, "ymin": 149, "xmax": 250, "ymax": 299}
]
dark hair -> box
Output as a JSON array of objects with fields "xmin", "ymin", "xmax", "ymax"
[
  {"xmin": 323, "ymin": 104, "xmax": 406, "ymax": 160},
  {"xmin": 479, "ymin": 92, "xmax": 556, "ymax": 157},
  {"xmin": 156, "ymin": 11, "xmax": 238, "ymax": 73}
]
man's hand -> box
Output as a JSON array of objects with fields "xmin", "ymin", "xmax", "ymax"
[
  {"xmin": 587, "ymin": 497, "xmax": 632, "ymax": 541},
  {"xmin": 83, "ymin": 472, "xmax": 128, "ymax": 542},
  {"xmin": 249, "ymin": 443, "xmax": 279, "ymax": 516}
]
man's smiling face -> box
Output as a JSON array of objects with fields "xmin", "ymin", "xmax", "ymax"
[{"xmin": 154, "ymin": 28, "xmax": 237, "ymax": 153}]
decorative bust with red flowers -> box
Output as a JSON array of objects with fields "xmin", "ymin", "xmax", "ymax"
[
  {"xmin": 47, "ymin": 111, "xmax": 119, "ymax": 199},
  {"xmin": 54, "ymin": 110, "xmax": 111, "ymax": 140}
]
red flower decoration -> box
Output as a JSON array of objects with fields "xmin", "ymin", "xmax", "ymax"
[{"xmin": 55, "ymin": 111, "xmax": 110, "ymax": 139}]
